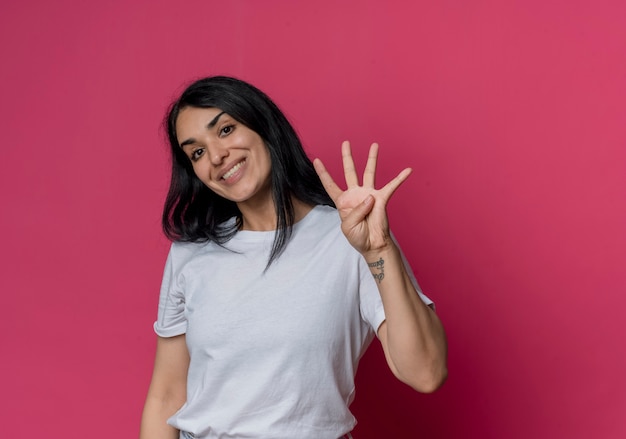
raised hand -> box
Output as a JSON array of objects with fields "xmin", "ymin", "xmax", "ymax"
[{"xmin": 313, "ymin": 141, "xmax": 412, "ymax": 256}]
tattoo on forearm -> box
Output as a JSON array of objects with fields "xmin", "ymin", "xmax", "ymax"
[{"xmin": 368, "ymin": 257, "xmax": 385, "ymax": 284}]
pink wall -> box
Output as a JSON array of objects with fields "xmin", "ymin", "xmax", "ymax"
[{"xmin": 1, "ymin": 1, "xmax": 624, "ymax": 437}]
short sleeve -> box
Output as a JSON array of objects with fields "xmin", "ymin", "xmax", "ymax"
[{"xmin": 153, "ymin": 245, "xmax": 187, "ymax": 337}]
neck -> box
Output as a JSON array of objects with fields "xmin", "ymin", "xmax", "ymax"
[{"xmin": 238, "ymin": 197, "xmax": 313, "ymax": 232}]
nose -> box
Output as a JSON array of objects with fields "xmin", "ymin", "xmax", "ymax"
[{"xmin": 207, "ymin": 141, "xmax": 228, "ymax": 165}]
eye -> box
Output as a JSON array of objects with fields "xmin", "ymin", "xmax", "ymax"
[
  {"xmin": 219, "ymin": 124, "xmax": 235, "ymax": 137},
  {"xmin": 190, "ymin": 148, "xmax": 204, "ymax": 161}
]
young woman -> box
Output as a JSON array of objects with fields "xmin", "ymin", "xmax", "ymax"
[{"xmin": 140, "ymin": 76, "xmax": 447, "ymax": 439}]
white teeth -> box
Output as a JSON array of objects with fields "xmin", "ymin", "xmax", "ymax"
[{"xmin": 222, "ymin": 160, "xmax": 245, "ymax": 180}]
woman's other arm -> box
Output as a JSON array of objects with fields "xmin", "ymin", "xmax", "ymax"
[
  {"xmin": 140, "ymin": 334, "xmax": 189, "ymax": 439},
  {"xmin": 314, "ymin": 141, "xmax": 447, "ymax": 392}
]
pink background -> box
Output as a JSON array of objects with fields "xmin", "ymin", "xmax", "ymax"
[{"xmin": 1, "ymin": 1, "xmax": 624, "ymax": 437}]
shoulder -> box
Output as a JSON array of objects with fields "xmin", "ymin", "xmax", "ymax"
[
  {"xmin": 168, "ymin": 240, "xmax": 213, "ymax": 268},
  {"xmin": 292, "ymin": 204, "xmax": 343, "ymax": 239},
  {"xmin": 306, "ymin": 204, "xmax": 340, "ymax": 227},
  {"xmin": 293, "ymin": 205, "xmax": 357, "ymax": 254}
]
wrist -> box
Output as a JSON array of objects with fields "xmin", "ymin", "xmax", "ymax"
[{"xmin": 362, "ymin": 240, "xmax": 398, "ymax": 262}]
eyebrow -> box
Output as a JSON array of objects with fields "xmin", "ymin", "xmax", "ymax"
[{"xmin": 179, "ymin": 111, "xmax": 227, "ymax": 148}]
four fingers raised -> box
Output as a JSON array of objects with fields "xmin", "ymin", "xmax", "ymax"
[{"xmin": 314, "ymin": 141, "xmax": 411, "ymax": 203}]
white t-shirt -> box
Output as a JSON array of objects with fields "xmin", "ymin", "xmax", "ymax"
[{"xmin": 154, "ymin": 205, "xmax": 432, "ymax": 439}]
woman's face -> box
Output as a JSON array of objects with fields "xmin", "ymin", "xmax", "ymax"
[{"xmin": 176, "ymin": 106, "xmax": 272, "ymax": 206}]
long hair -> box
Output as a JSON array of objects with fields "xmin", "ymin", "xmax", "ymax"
[{"xmin": 163, "ymin": 76, "xmax": 334, "ymax": 266}]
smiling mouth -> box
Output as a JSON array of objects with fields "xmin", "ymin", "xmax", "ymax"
[{"xmin": 222, "ymin": 159, "xmax": 246, "ymax": 180}]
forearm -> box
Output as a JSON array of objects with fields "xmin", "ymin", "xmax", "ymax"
[
  {"xmin": 364, "ymin": 243, "xmax": 448, "ymax": 392},
  {"xmin": 140, "ymin": 395, "xmax": 183, "ymax": 439}
]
